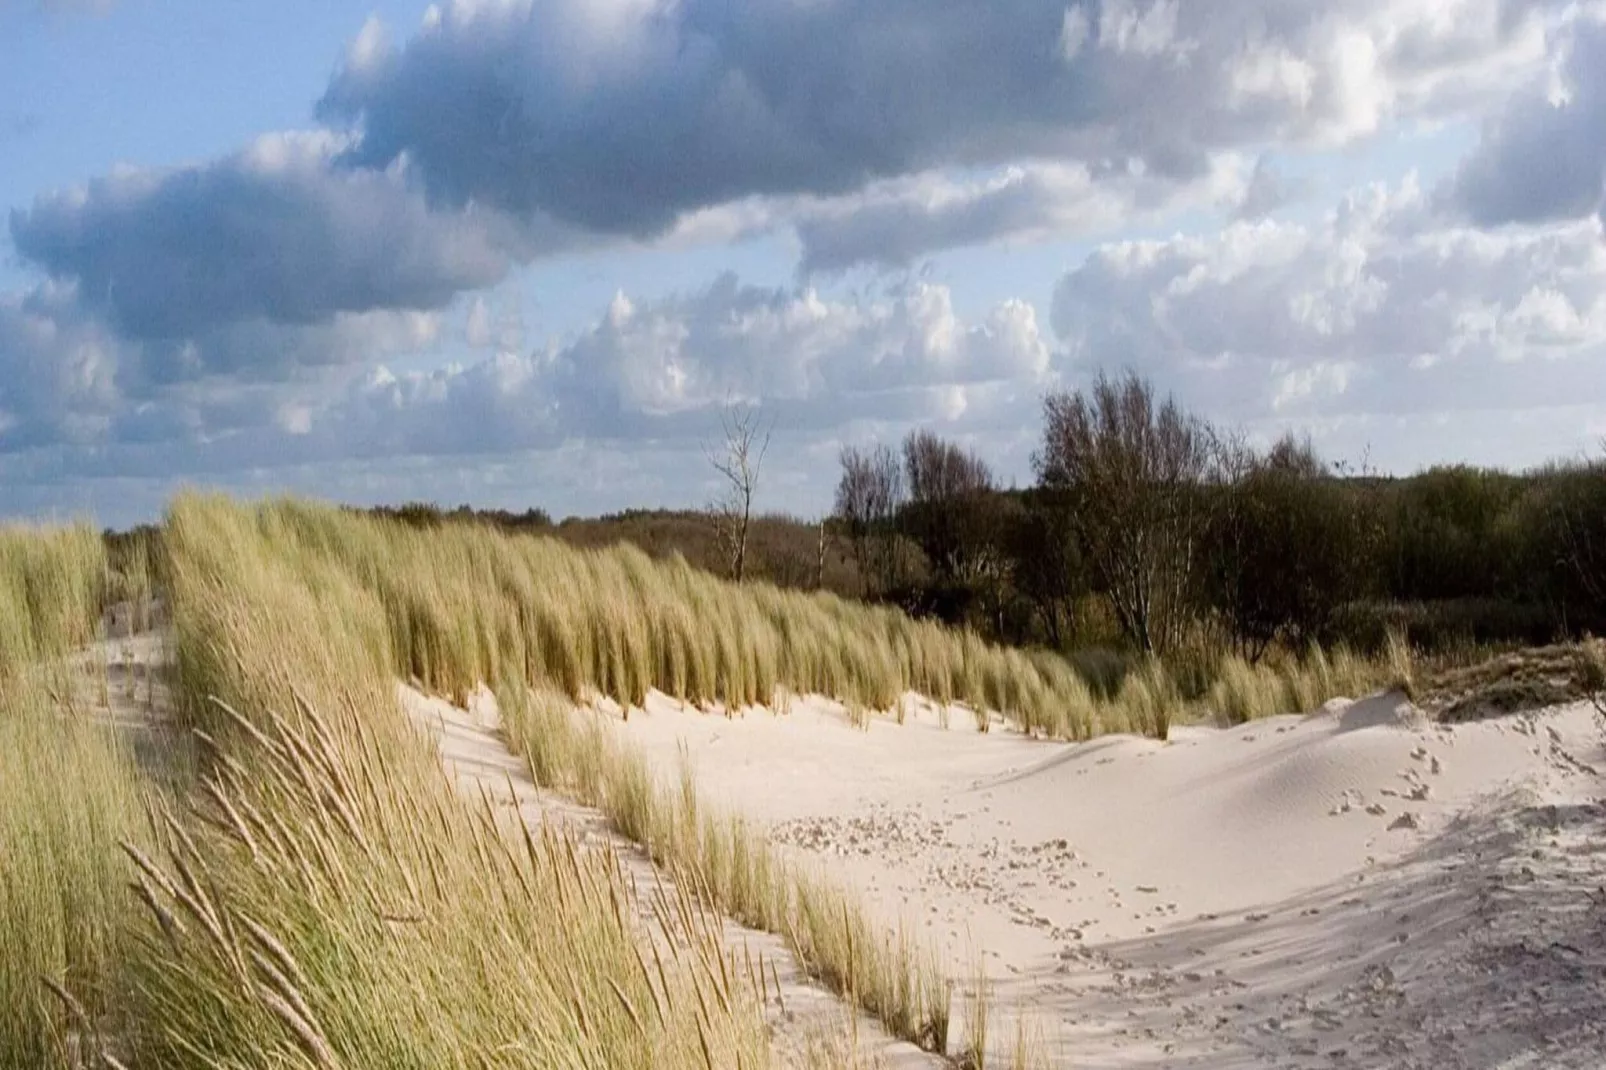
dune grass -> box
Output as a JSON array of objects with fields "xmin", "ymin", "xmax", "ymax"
[
  {"xmin": 0, "ymin": 524, "xmax": 105, "ymax": 683},
  {"xmin": 148, "ymin": 493, "xmax": 1418, "ymax": 1061},
  {"xmin": 196, "ymin": 495, "xmax": 1120, "ymax": 737},
  {"xmin": 158, "ymin": 495, "xmax": 957, "ymax": 1052},
  {"xmin": 145, "ymin": 491, "xmax": 779, "ymax": 1069},
  {"xmin": 0, "ymin": 524, "xmax": 152, "ymax": 1069},
  {"xmin": 500, "ymin": 681, "xmax": 951, "ymax": 1050},
  {"xmin": 0, "ymin": 675, "xmax": 149, "ymax": 1069},
  {"xmin": 1206, "ymin": 637, "xmax": 1413, "ymax": 726}
]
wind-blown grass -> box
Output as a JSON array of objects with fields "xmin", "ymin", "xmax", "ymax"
[
  {"xmin": 1207, "ymin": 640, "xmax": 1410, "ymax": 726},
  {"xmin": 0, "ymin": 524, "xmax": 104, "ymax": 683},
  {"xmin": 165, "ymin": 494, "xmax": 956, "ymax": 1052},
  {"xmin": 498, "ymin": 681, "xmax": 951, "ymax": 1051},
  {"xmin": 0, "ymin": 676, "xmax": 148, "ymax": 1069},
  {"xmin": 149, "ymin": 492, "xmax": 777, "ymax": 1069},
  {"xmin": 149, "ymin": 493, "xmax": 1415, "ymax": 1060},
  {"xmin": 0, "ymin": 524, "xmax": 149, "ymax": 1069},
  {"xmin": 197, "ymin": 495, "xmax": 1110, "ymax": 737}
]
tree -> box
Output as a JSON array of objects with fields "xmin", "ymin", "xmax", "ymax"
[
  {"xmin": 1001, "ymin": 488, "xmax": 1086, "ymax": 648},
  {"xmin": 1034, "ymin": 372, "xmax": 1212, "ymax": 655},
  {"xmin": 1203, "ymin": 434, "xmax": 1372, "ymax": 660},
  {"xmin": 1546, "ymin": 451, "xmax": 1606, "ymax": 617},
  {"xmin": 900, "ymin": 429, "xmax": 998, "ymax": 586},
  {"xmin": 834, "ymin": 443, "xmax": 905, "ymax": 596},
  {"xmin": 705, "ymin": 404, "xmax": 772, "ymax": 583}
]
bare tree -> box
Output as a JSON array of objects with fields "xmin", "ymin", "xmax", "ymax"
[
  {"xmin": 1034, "ymin": 372, "xmax": 1213, "ymax": 655},
  {"xmin": 705, "ymin": 404, "xmax": 772, "ymax": 583},
  {"xmin": 835, "ymin": 443, "xmax": 905, "ymax": 596}
]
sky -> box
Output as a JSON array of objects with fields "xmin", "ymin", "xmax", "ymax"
[{"xmin": 3, "ymin": 0, "xmax": 1606, "ymax": 529}]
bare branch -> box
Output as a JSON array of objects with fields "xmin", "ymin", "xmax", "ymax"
[{"xmin": 704, "ymin": 402, "xmax": 773, "ymax": 583}]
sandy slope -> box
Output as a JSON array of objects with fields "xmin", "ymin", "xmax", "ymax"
[
  {"xmin": 602, "ymin": 691, "xmax": 1606, "ymax": 1068},
  {"xmin": 400, "ymin": 685, "xmax": 946, "ymax": 1070}
]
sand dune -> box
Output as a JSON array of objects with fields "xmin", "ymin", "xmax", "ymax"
[
  {"xmin": 603, "ymin": 691, "xmax": 1606, "ymax": 1068},
  {"xmin": 401, "ymin": 684, "xmax": 947, "ymax": 1070}
]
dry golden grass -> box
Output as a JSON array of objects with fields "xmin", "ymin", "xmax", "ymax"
[
  {"xmin": 496, "ymin": 680, "xmax": 951, "ymax": 1052},
  {"xmin": 1206, "ymin": 639, "xmax": 1412, "ymax": 726},
  {"xmin": 0, "ymin": 524, "xmax": 104, "ymax": 682},
  {"xmin": 0, "ymin": 494, "xmax": 1431, "ymax": 1068},
  {"xmin": 148, "ymin": 493, "xmax": 1420, "ymax": 1058},
  {"xmin": 145, "ymin": 491, "xmax": 779, "ymax": 1069},
  {"xmin": 0, "ymin": 524, "xmax": 151, "ymax": 1069},
  {"xmin": 161, "ymin": 494, "xmax": 955, "ymax": 1054},
  {"xmin": 0, "ymin": 675, "xmax": 149, "ymax": 1069},
  {"xmin": 197, "ymin": 495, "xmax": 1112, "ymax": 737}
]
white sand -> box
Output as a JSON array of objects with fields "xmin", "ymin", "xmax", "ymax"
[
  {"xmin": 401, "ymin": 684, "xmax": 947, "ymax": 1070},
  {"xmin": 600, "ymin": 691, "xmax": 1606, "ymax": 1068}
]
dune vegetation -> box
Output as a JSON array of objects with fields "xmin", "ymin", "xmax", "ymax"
[
  {"xmin": 0, "ymin": 526, "xmax": 149, "ymax": 1070},
  {"xmin": 0, "ymin": 488, "xmax": 1436, "ymax": 1068},
  {"xmin": 1, "ymin": 506, "xmax": 800, "ymax": 1068},
  {"xmin": 176, "ymin": 495, "xmax": 1411, "ymax": 741}
]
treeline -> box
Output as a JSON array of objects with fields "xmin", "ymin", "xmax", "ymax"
[
  {"xmin": 835, "ymin": 373, "xmax": 1606, "ymax": 660},
  {"xmin": 105, "ymin": 373, "xmax": 1602, "ymax": 666}
]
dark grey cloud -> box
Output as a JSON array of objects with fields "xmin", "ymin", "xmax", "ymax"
[
  {"xmin": 8, "ymin": 132, "xmax": 530, "ymax": 350},
  {"xmin": 319, "ymin": 0, "xmax": 1568, "ymax": 238},
  {"xmin": 1450, "ymin": 18, "xmax": 1606, "ymax": 225}
]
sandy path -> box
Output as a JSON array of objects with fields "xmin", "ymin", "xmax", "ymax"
[
  {"xmin": 400, "ymin": 685, "xmax": 947, "ymax": 1070},
  {"xmin": 605, "ymin": 691, "xmax": 1606, "ymax": 1068}
]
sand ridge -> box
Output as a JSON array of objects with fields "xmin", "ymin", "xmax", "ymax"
[
  {"xmin": 603, "ymin": 690, "xmax": 1606, "ymax": 1068},
  {"xmin": 400, "ymin": 684, "xmax": 947, "ymax": 1070}
]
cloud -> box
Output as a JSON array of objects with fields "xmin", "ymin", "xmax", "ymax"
[
  {"xmin": 0, "ymin": 273, "xmax": 1051, "ymax": 475},
  {"xmin": 790, "ymin": 155, "xmax": 1253, "ymax": 274},
  {"xmin": 8, "ymin": 131, "xmax": 539, "ymax": 354},
  {"xmin": 278, "ymin": 274, "xmax": 1053, "ymax": 463},
  {"xmin": 319, "ymin": 0, "xmax": 1571, "ymax": 237},
  {"xmin": 1449, "ymin": 17, "xmax": 1606, "ymax": 225},
  {"xmin": 1050, "ymin": 179, "xmax": 1606, "ymax": 426},
  {"xmin": 0, "ymin": 283, "xmax": 120, "ymax": 451},
  {"xmin": 1233, "ymin": 154, "xmax": 1308, "ymax": 220},
  {"xmin": 0, "ymin": 276, "xmax": 447, "ymax": 455}
]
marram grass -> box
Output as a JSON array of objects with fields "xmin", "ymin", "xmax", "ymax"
[
  {"xmin": 162, "ymin": 494, "xmax": 951, "ymax": 1056},
  {"xmin": 153, "ymin": 490, "xmax": 779, "ymax": 1070},
  {"xmin": 0, "ymin": 676, "xmax": 149, "ymax": 1069},
  {"xmin": 0, "ymin": 524, "xmax": 149, "ymax": 1069},
  {"xmin": 189, "ymin": 495, "xmax": 1106, "ymax": 736},
  {"xmin": 497, "ymin": 681, "xmax": 951, "ymax": 1052},
  {"xmin": 0, "ymin": 523, "xmax": 104, "ymax": 683}
]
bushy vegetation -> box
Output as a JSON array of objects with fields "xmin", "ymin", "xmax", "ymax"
[{"xmin": 826, "ymin": 376, "xmax": 1606, "ymax": 711}]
